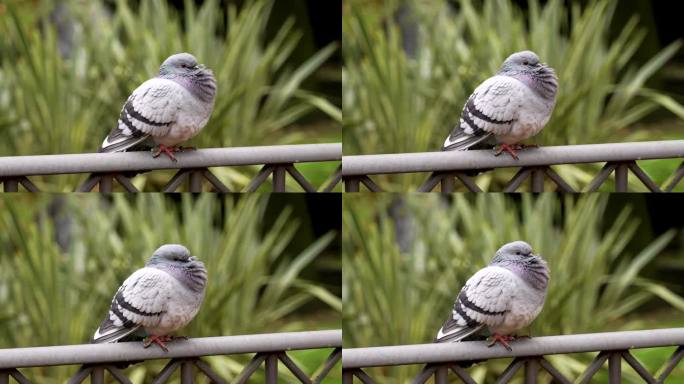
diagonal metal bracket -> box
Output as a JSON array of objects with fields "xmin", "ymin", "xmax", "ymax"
[
  {"xmin": 0, "ymin": 368, "xmax": 31, "ymax": 384},
  {"xmin": 664, "ymin": 161, "xmax": 684, "ymax": 192},
  {"xmin": 418, "ymin": 171, "xmax": 482, "ymax": 192},
  {"xmin": 587, "ymin": 161, "xmax": 661, "ymax": 192},
  {"xmin": 162, "ymin": 168, "xmax": 230, "ymax": 192},
  {"xmin": 656, "ymin": 345, "xmax": 684, "ymax": 382},
  {"xmin": 0, "ymin": 177, "xmax": 40, "ymax": 192},
  {"xmin": 77, "ymin": 173, "xmax": 139, "ymax": 192},
  {"xmin": 322, "ymin": 165, "xmax": 342, "ymax": 192},
  {"xmin": 313, "ymin": 347, "xmax": 342, "ymax": 384}
]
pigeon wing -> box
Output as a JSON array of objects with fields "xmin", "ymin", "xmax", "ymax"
[
  {"xmin": 435, "ymin": 266, "xmax": 514, "ymax": 342},
  {"xmin": 443, "ymin": 76, "xmax": 522, "ymax": 151},
  {"xmin": 92, "ymin": 267, "xmax": 170, "ymax": 343},
  {"xmin": 99, "ymin": 78, "xmax": 183, "ymax": 152}
]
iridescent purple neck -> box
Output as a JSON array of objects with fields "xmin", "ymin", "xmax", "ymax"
[
  {"xmin": 500, "ymin": 67, "xmax": 558, "ymax": 101},
  {"xmin": 158, "ymin": 69, "xmax": 216, "ymax": 103},
  {"xmin": 494, "ymin": 257, "xmax": 549, "ymax": 291},
  {"xmin": 151, "ymin": 262, "xmax": 207, "ymax": 293}
]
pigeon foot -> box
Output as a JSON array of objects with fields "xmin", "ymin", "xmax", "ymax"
[
  {"xmin": 494, "ymin": 144, "xmax": 524, "ymax": 160},
  {"xmin": 143, "ymin": 335, "xmax": 173, "ymax": 352},
  {"xmin": 152, "ymin": 144, "xmax": 181, "ymax": 162},
  {"xmin": 487, "ymin": 333, "xmax": 515, "ymax": 351}
]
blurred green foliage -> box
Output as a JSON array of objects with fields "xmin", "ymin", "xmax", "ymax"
[
  {"xmin": 0, "ymin": 194, "xmax": 341, "ymax": 383},
  {"xmin": 343, "ymin": 0, "xmax": 684, "ymax": 190},
  {"xmin": 342, "ymin": 193, "xmax": 684, "ymax": 382},
  {"xmin": 0, "ymin": 0, "xmax": 341, "ymax": 190}
]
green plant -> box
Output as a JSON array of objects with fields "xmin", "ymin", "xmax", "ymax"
[
  {"xmin": 0, "ymin": 0, "xmax": 341, "ymax": 190},
  {"xmin": 342, "ymin": 193, "xmax": 684, "ymax": 382},
  {"xmin": 343, "ymin": 0, "xmax": 684, "ymax": 190},
  {"xmin": 0, "ymin": 194, "xmax": 341, "ymax": 383}
]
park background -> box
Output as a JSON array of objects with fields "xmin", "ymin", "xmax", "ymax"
[
  {"xmin": 343, "ymin": 193, "xmax": 684, "ymax": 383},
  {"xmin": 0, "ymin": 193, "xmax": 342, "ymax": 383},
  {"xmin": 0, "ymin": 0, "xmax": 342, "ymax": 191},
  {"xmin": 343, "ymin": 0, "xmax": 684, "ymax": 191}
]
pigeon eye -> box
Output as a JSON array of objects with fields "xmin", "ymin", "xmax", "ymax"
[{"xmin": 522, "ymin": 61, "xmax": 529, "ymax": 66}]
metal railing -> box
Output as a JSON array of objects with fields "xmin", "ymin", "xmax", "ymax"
[
  {"xmin": 0, "ymin": 330, "xmax": 341, "ymax": 383},
  {"xmin": 342, "ymin": 141, "xmax": 684, "ymax": 192},
  {"xmin": 342, "ymin": 328, "xmax": 684, "ymax": 383},
  {"xmin": 0, "ymin": 143, "xmax": 342, "ymax": 192}
]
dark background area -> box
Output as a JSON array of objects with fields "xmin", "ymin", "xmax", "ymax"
[
  {"xmin": 158, "ymin": 0, "xmax": 342, "ymax": 107},
  {"xmin": 517, "ymin": 0, "xmax": 683, "ymax": 99},
  {"xmin": 437, "ymin": 0, "xmax": 684, "ymax": 107}
]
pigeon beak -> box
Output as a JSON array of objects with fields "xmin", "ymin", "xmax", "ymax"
[{"xmin": 189, "ymin": 256, "xmax": 197, "ymax": 262}]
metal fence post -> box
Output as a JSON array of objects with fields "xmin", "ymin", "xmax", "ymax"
[
  {"xmin": 272, "ymin": 166, "xmax": 286, "ymax": 192},
  {"xmin": 440, "ymin": 176, "xmax": 455, "ymax": 193},
  {"xmin": 189, "ymin": 170, "xmax": 203, "ymax": 192},
  {"xmin": 525, "ymin": 359, "xmax": 538, "ymax": 383},
  {"xmin": 2, "ymin": 179, "xmax": 18, "ymax": 192},
  {"xmin": 434, "ymin": 365, "xmax": 448, "ymax": 384},
  {"xmin": 91, "ymin": 366, "xmax": 105, "ymax": 384},
  {"xmin": 265, "ymin": 354, "xmax": 278, "ymax": 384},
  {"xmin": 615, "ymin": 163, "xmax": 628, "ymax": 191},
  {"xmin": 530, "ymin": 168, "xmax": 545, "ymax": 192},
  {"xmin": 608, "ymin": 353, "xmax": 621, "ymax": 384},
  {"xmin": 181, "ymin": 360, "xmax": 194, "ymax": 384},
  {"xmin": 345, "ymin": 177, "xmax": 360, "ymax": 192},
  {"xmin": 99, "ymin": 175, "xmax": 113, "ymax": 193}
]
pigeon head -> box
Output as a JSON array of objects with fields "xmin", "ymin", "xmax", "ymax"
[
  {"xmin": 498, "ymin": 50, "xmax": 558, "ymax": 101},
  {"xmin": 500, "ymin": 51, "xmax": 541, "ymax": 71},
  {"xmin": 494, "ymin": 240, "xmax": 535, "ymax": 260},
  {"xmin": 158, "ymin": 53, "xmax": 217, "ymax": 103},
  {"xmin": 491, "ymin": 241, "xmax": 549, "ymax": 290},
  {"xmin": 147, "ymin": 244, "xmax": 207, "ymax": 293},
  {"xmin": 148, "ymin": 243, "xmax": 192, "ymax": 263},
  {"xmin": 159, "ymin": 53, "xmax": 201, "ymax": 74}
]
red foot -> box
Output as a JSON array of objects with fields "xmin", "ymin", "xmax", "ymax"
[
  {"xmin": 152, "ymin": 144, "xmax": 181, "ymax": 162},
  {"xmin": 494, "ymin": 144, "xmax": 522, "ymax": 160},
  {"xmin": 143, "ymin": 335, "xmax": 173, "ymax": 352},
  {"xmin": 487, "ymin": 333, "xmax": 515, "ymax": 351}
]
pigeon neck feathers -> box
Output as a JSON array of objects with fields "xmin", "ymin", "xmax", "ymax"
[
  {"xmin": 491, "ymin": 256, "xmax": 549, "ymax": 291},
  {"xmin": 499, "ymin": 65, "xmax": 558, "ymax": 102},
  {"xmin": 158, "ymin": 69, "xmax": 217, "ymax": 104},
  {"xmin": 147, "ymin": 258, "xmax": 208, "ymax": 293}
]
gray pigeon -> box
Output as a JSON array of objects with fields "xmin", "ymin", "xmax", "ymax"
[
  {"xmin": 98, "ymin": 53, "xmax": 217, "ymax": 161},
  {"xmin": 442, "ymin": 51, "xmax": 558, "ymax": 159},
  {"xmin": 434, "ymin": 241, "xmax": 549, "ymax": 350},
  {"xmin": 92, "ymin": 244, "xmax": 207, "ymax": 351}
]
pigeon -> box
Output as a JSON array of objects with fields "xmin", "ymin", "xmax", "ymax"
[
  {"xmin": 98, "ymin": 53, "xmax": 217, "ymax": 161},
  {"xmin": 434, "ymin": 241, "xmax": 549, "ymax": 351},
  {"xmin": 92, "ymin": 244, "xmax": 207, "ymax": 351},
  {"xmin": 442, "ymin": 51, "xmax": 558, "ymax": 159}
]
